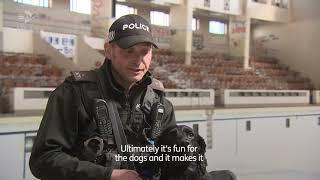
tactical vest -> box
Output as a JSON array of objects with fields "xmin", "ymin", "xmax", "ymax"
[{"xmin": 70, "ymin": 69, "xmax": 165, "ymax": 174}]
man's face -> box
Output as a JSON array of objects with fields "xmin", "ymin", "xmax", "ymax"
[{"xmin": 106, "ymin": 42, "xmax": 153, "ymax": 87}]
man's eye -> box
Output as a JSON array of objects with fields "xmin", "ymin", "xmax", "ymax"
[
  {"xmin": 141, "ymin": 49, "xmax": 150, "ymax": 55},
  {"xmin": 126, "ymin": 49, "xmax": 134, "ymax": 54}
]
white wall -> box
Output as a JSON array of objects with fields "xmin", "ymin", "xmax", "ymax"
[
  {"xmin": 1, "ymin": 106, "xmax": 320, "ymax": 180},
  {"xmin": 75, "ymin": 36, "xmax": 104, "ymax": 70},
  {"xmin": 3, "ymin": 0, "xmax": 90, "ymax": 35},
  {"xmin": 0, "ymin": 134, "xmax": 25, "ymax": 180},
  {"xmin": 0, "ymin": 1, "xmax": 3, "ymax": 51},
  {"xmin": 84, "ymin": 35, "xmax": 105, "ymax": 50},
  {"xmin": 193, "ymin": 16, "xmax": 229, "ymax": 54},
  {"xmin": 253, "ymin": 0, "xmax": 320, "ymax": 89},
  {"xmin": 177, "ymin": 106, "xmax": 320, "ymax": 180},
  {"xmin": 192, "ymin": 0, "xmax": 241, "ymax": 16},
  {"xmin": 128, "ymin": 2, "xmax": 230, "ymax": 54},
  {"xmin": 247, "ymin": 0, "xmax": 290, "ymax": 23},
  {"xmin": 33, "ymin": 31, "xmax": 79, "ymax": 76},
  {"xmin": 0, "ymin": 0, "xmax": 3, "ymax": 31},
  {"xmin": 3, "ymin": 27, "xmax": 33, "ymax": 53},
  {"xmin": 229, "ymin": 17, "xmax": 246, "ymax": 57}
]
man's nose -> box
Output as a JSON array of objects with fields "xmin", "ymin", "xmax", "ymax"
[{"xmin": 131, "ymin": 53, "xmax": 144, "ymax": 63}]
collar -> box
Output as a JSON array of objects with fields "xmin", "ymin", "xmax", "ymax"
[{"xmin": 99, "ymin": 59, "xmax": 152, "ymax": 96}]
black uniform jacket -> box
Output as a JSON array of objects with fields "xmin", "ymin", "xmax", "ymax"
[{"xmin": 29, "ymin": 60, "xmax": 176, "ymax": 180}]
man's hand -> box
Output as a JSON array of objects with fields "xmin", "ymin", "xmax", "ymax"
[{"xmin": 111, "ymin": 169, "xmax": 142, "ymax": 180}]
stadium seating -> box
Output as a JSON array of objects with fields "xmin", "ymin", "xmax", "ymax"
[
  {"xmin": 0, "ymin": 52, "xmax": 65, "ymax": 95},
  {"xmin": 0, "ymin": 48, "xmax": 314, "ymax": 113},
  {"xmin": 1, "ymin": 50, "xmax": 311, "ymax": 94},
  {"xmin": 151, "ymin": 49, "xmax": 314, "ymax": 90}
]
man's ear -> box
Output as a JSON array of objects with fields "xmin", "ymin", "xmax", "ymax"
[{"xmin": 104, "ymin": 42, "xmax": 112, "ymax": 59}]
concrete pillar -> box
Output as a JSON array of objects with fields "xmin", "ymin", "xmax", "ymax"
[
  {"xmin": 229, "ymin": 16, "xmax": 246, "ymax": 57},
  {"xmin": 169, "ymin": 0, "xmax": 193, "ymax": 65},
  {"xmin": 267, "ymin": 0, "xmax": 272, "ymax": 5},
  {"xmin": 0, "ymin": 0, "xmax": 3, "ymax": 51},
  {"xmin": 137, "ymin": 6, "xmax": 150, "ymax": 22},
  {"xmin": 52, "ymin": 0, "xmax": 69, "ymax": 11},
  {"xmin": 91, "ymin": 0, "xmax": 114, "ymax": 38},
  {"xmin": 288, "ymin": 0, "xmax": 293, "ymax": 22},
  {"xmin": 243, "ymin": 16, "xmax": 251, "ymax": 70}
]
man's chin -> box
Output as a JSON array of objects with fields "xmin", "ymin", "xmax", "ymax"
[{"xmin": 127, "ymin": 77, "xmax": 142, "ymax": 85}]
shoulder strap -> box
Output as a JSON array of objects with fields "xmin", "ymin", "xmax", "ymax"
[
  {"xmin": 70, "ymin": 71, "xmax": 101, "ymax": 119},
  {"xmin": 94, "ymin": 68, "xmax": 136, "ymax": 170},
  {"xmin": 71, "ymin": 71, "xmax": 97, "ymax": 82},
  {"xmin": 140, "ymin": 78, "xmax": 165, "ymax": 144},
  {"xmin": 71, "ymin": 70, "xmax": 116, "ymax": 146},
  {"xmin": 141, "ymin": 78, "xmax": 164, "ymax": 114},
  {"xmin": 149, "ymin": 78, "xmax": 165, "ymax": 92}
]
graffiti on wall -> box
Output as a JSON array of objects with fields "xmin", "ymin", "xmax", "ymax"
[
  {"xmin": 231, "ymin": 21, "xmax": 246, "ymax": 34},
  {"xmin": 229, "ymin": 20, "xmax": 246, "ymax": 55},
  {"xmin": 41, "ymin": 31, "xmax": 76, "ymax": 58},
  {"xmin": 16, "ymin": 10, "xmax": 40, "ymax": 29},
  {"xmin": 254, "ymin": 34, "xmax": 280, "ymax": 57}
]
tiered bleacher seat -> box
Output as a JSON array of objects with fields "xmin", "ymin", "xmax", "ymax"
[
  {"xmin": 151, "ymin": 25, "xmax": 171, "ymax": 44},
  {"xmin": 0, "ymin": 52, "xmax": 65, "ymax": 95},
  {"xmin": 251, "ymin": 57, "xmax": 313, "ymax": 89},
  {"xmin": 150, "ymin": 50, "xmax": 314, "ymax": 90}
]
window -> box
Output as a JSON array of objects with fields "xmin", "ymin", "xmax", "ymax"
[
  {"xmin": 115, "ymin": 4, "xmax": 137, "ymax": 19},
  {"xmin": 272, "ymin": 0, "xmax": 281, "ymax": 7},
  {"xmin": 209, "ymin": 20, "xmax": 227, "ymax": 35},
  {"xmin": 204, "ymin": 0, "xmax": 211, "ymax": 7},
  {"xmin": 192, "ymin": 18, "xmax": 200, "ymax": 31},
  {"xmin": 70, "ymin": 0, "xmax": 91, "ymax": 14},
  {"xmin": 271, "ymin": 0, "xmax": 288, "ymax": 8},
  {"xmin": 150, "ymin": 11, "xmax": 169, "ymax": 26},
  {"xmin": 14, "ymin": 0, "xmax": 49, "ymax": 7},
  {"xmin": 252, "ymin": 0, "xmax": 267, "ymax": 3}
]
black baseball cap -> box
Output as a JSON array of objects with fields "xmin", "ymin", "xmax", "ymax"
[{"xmin": 108, "ymin": 14, "xmax": 158, "ymax": 49}]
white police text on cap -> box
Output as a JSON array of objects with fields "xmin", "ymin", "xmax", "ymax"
[{"xmin": 122, "ymin": 23, "xmax": 150, "ymax": 32}]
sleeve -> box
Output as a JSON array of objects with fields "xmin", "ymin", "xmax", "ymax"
[
  {"xmin": 29, "ymin": 80, "xmax": 113, "ymax": 180},
  {"xmin": 161, "ymin": 97, "xmax": 177, "ymax": 131}
]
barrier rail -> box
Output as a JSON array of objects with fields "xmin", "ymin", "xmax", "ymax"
[
  {"xmin": 312, "ymin": 90, "xmax": 320, "ymax": 104},
  {"xmin": 8, "ymin": 87, "xmax": 54, "ymax": 113},
  {"xmin": 7, "ymin": 88, "xmax": 316, "ymax": 113},
  {"xmin": 165, "ymin": 89, "xmax": 215, "ymax": 107},
  {"xmin": 222, "ymin": 89, "xmax": 310, "ymax": 107}
]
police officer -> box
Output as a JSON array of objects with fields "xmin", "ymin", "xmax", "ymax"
[{"xmin": 29, "ymin": 14, "xmax": 176, "ymax": 180}]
